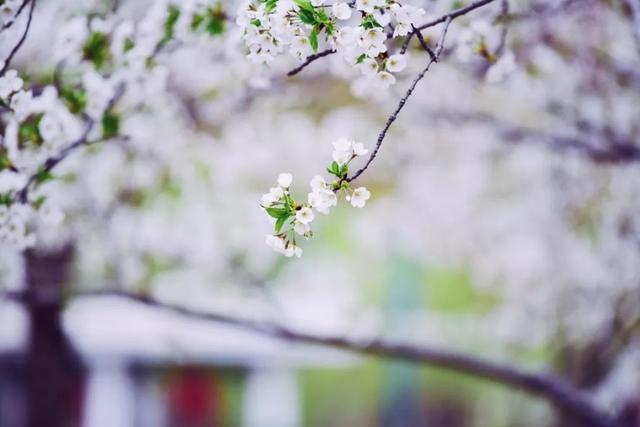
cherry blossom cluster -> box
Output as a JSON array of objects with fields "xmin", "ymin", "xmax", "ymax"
[
  {"xmin": 0, "ymin": 0, "xmax": 226, "ymax": 249},
  {"xmin": 261, "ymin": 138, "xmax": 370, "ymax": 256},
  {"xmin": 236, "ymin": 0, "xmax": 423, "ymax": 87}
]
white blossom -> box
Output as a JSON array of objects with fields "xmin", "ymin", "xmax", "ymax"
[
  {"xmin": 349, "ymin": 186, "xmax": 370, "ymax": 208},
  {"xmin": 386, "ymin": 54, "xmax": 407, "ymax": 73},
  {"xmin": 332, "ymin": 2, "xmax": 352, "ymax": 20}
]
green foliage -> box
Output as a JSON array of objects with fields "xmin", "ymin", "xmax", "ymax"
[
  {"xmin": 326, "ymin": 161, "xmax": 348, "ymax": 179},
  {"xmin": 309, "ymin": 27, "xmax": 319, "ymax": 51},
  {"xmin": 191, "ymin": 4, "xmax": 226, "ymax": 36},
  {"xmin": 60, "ymin": 87, "xmax": 87, "ymax": 114},
  {"xmin": 123, "ymin": 37, "xmax": 135, "ymax": 52},
  {"xmin": 0, "ymin": 193, "xmax": 12, "ymax": 206},
  {"xmin": 32, "ymin": 195, "xmax": 47, "ymax": 210},
  {"xmin": 275, "ymin": 213, "xmax": 289, "ymax": 233},
  {"xmin": 101, "ymin": 112, "xmax": 120, "ymax": 139},
  {"xmin": 360, "ymin": 14, "xmax": 382, "ymax": 29},
  {"xmin": 82, "ymin": 32, "xmax": 111, "ymax": 69},
  {"xmin": 18, "ymin": 114, "xmax": 43, "ymax": 148},
  {"xmin": 259, "ymin": 0, "xmax": 278, "ymax": 13},
  {"xmin": 163, "ymin": 4, "xmax": 181, "ymax": 42},
  {"xmin": 0, "ymin": 147, "xmax": 13, "ymax": 172},
  {"xmin": 35, "ymin": 167, "xmax": 54, "ymax": 185},
  {"xmin": 293, "ymin": 0, "xmax": 336, "ymax": 51}
]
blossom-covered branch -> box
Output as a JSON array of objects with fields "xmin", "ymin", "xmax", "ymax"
[
  {"xmin": 48, "ymin": 289, "xmax": 614, "ymax": 427},
  {"xmin": 348, "ymin": 17, "xmax": 451, "ymax": 183}
]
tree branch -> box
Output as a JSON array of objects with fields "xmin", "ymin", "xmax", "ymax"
[
  {"xmin": 43, "ymin": 288, "xmax": 614, "ymax": 427},
  {"xmin": 0, "ymin": 0, "xmax": 36, "ymax": 77},
  {"xmin": 402, "ymin": 0, "xmax": 497, "ymax": 53},
  {"xmin": 422, "ymin": 109, "xmax": 640, "ymax": 164},
  {"xmin": 287, "ymin": 48, "xmax": 336, "ymax": 77},
  {"xmin": 347, "ymin": 18, "xmax": 452, "ymax": 183},
  {"xmin": 0, "ymin": 0, "xmax": 30, "ymax": 32}
]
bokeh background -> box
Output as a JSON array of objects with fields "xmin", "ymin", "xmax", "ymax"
[{"xmin": 1, "ymin": 0, "xmax": 640, "ymax": 426}]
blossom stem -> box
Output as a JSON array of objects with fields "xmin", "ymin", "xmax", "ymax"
[{"xmin": 348, "ymin": 17, "xmax": 452, "ymax": 183}]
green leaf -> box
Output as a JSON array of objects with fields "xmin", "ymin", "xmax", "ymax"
[
  {"xmin": 123, "ymin": 37, "xmax": 135, "ymax": 53},
  {"xmin": 205, "ymin": 14, "xmax": 225, "ymax": 36},
  {"xmin": 265, "ymin": 207, "xmax": 288, "ymax": 218},
  {"xmin": 82, "ymin": 32, "xmax": 111, "ymax": 69},
  {"xmin": 35, "ymin": 167, "xmax": 54, "ymax": 185},
  {"xmin": 355, "ymin": 53, "xmax": 367, "ymax": 64},
  {"xmin": 101, "ymin": 112, "xmax": 120, "ymax": 139},
  {"xmin": 0, "ymin": 193, "xmax": 12, "ymax": 206},
  {"xmin": 163, "ymin": 4, "xmax": 181, "ymax": 42},
  {"xmin": 60, "ymin": 87, "xmax": 87, "ymax": 114},
  {"xmin": 32, "ymin": 196, "xmax": 47, "ymax": 210},
  {"xmin": 250, "ymin": 18, "xmax": 262, "ymax": 26},
  {"xmin": 0, "ymin": 147, "xmax": 13, "ymax": 172},
  {"xmin": 360, "ymin": 14, "xmax": 382, "ymax": 29},
  {"xmin": 18, "ymin": 114, "xmax": 43, "ymax": 148},
  {"xmin": 309, "ymin": 27, "xmax": 319, "ymax": 52},
  {"xmin": 264, "ymin": 0, "xmax": 278, "ymax": 13},
  {"xmin": 294, "ymin": 0, "xmax": 314, "ymax": 12},
  {"xmin": 298, "ymin": 8, "xmax": 316, "ymax": 25},
  {"xmin": 275, "ymin": 214, "xmax": 289, "ymax": 233},
  {"xmin": 191, "ymin": 13, "xmax": 205, "ymax": 30}
]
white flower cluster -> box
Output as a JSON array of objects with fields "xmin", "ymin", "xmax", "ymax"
[
  {"xmin": 261, "ymin": 137, "xmax": 370, "ymax": 257},
  {"xmin": 0, "ymin": 0, "xmax": 227, "ymax": 249},
  {"xmin": 237, "ymin": 0, "xmax": 422, "ymax": 87}
]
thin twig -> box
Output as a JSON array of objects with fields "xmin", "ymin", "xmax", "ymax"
[
  {"xmin": 409, "ymin": 25, "xmax": 436, "ymax": 60},
  {"xmin": 0, "ymin": 0, "xmax": 36, "ymax": 77},
  {"xmin": 402, "ymin": 0, "xmax": 496, "ymax": 53},
  {"xmin": 348, "ymin": 18, "xmax": 452, "ymax": 183},
  {"xmin": 0, "ymin": 0, "xmax": 29, "ymax": 32},
  {"xmin": 40, "ymin": 288, "xmax": 613, "ymax": 427},
  {"xmin": 287, "ymin": 48, "xmax": 336, "ymax": 76}
]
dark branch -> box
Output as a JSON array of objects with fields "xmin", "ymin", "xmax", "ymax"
[
  {"xmin": 348, "ymin": 18, "xmax": 452, "ymax": 183},
  {"xmin": 0, "ymin": 0, "xmax": 36, "ymax": 77},
  {"xmin": 0, "ymin": 0, "xmax": 30, "ymax": 32},
  {"xmin": 402, "ymin": 0, "xmax": 496, "ymax": 53},
  {"xmin": 42, "ymin": 288, "xmax": 614, "ymax": 427},
  {"xmin": 287, "ymin": 48, "xmax": 336, "ymax": 77},
  {"xmin": 422, "ymin": 109, "xmax": 640, "ymax": 165}
]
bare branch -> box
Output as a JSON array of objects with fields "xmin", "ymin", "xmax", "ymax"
[
  {"xmin": 348, "ymin": 18, "xmax": 452, "ymax": 183},
  {"xmin": 421, "ymin": 109, "xmax": 640, "ymax": 165},
  {"xmin": 402, "ymin": 0, "xmax": 497, "ymax": 53},
  {"xmin": 0, "ymin": 0, "xmax": 37, "ymax": 77},
  {"xmin": 34, "ymin": 288, "xmax": 613, "ymax": 427},
  {"xmin": 0, "ymin": 0, "xmax": 29, "ymax": 32},
  {"xmin": 287, "ymin": 48, "xmax": 336, "ymax": 77}
]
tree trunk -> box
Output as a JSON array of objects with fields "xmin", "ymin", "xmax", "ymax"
[{"xmin": 24, "ymin": 246, "xmax": 85, "ymax": 427}]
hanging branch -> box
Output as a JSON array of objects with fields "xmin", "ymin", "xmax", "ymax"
[
  {"xmin": 0, "ymin": 0, "xmax": 37, "ymax": 77},
  {"xmin": 347, "ymin": 17, "xmax": 452, "ymax": 183}
]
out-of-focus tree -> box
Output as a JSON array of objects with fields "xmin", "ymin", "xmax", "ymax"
[{"xmin": 1, "ymin": 0, "xmax": 639, "ymax": 426}]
